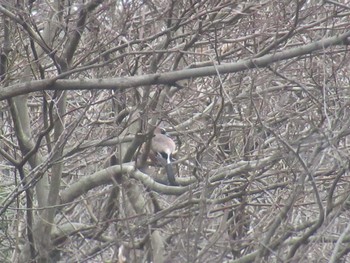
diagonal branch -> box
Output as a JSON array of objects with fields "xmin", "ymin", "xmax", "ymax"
[{"xmin": 1, "ymin": 29, "xmax": 350, "ymax": 100}]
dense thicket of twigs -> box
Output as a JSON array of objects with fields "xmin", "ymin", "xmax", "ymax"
[{"xmin": 1, "ymin": 0, "xmax": 350, "ymax": 262}]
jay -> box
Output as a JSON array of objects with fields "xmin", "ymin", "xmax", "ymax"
[{"xmin": 150, "ymin": 126, "xmax": 178, "ymax": 186}]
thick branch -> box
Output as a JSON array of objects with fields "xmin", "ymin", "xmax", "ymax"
[
  {"xmin": 59, "ymin": 163, "xmax": 191, "ymax": 205},
  {"xmin": 1, "ymin": 30, "xmax": 350, "ymax": 100}
]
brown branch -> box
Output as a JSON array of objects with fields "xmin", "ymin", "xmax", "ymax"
[
  {"xmin": 1, "ymin": 29, "xmax": 350, "ymax": 100},
  {"xmin": 63, "ymin": 0, "xmax": 103, "ymax": 65}
]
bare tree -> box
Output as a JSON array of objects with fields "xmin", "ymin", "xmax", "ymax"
[{"xmin": 1, "ymin": 0, "xmax": 350, "ymax": 262}]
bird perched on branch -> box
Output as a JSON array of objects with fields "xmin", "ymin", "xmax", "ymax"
[{"xmin": 149, "ymin": 126, "xmax": 178, "ymax": 186}]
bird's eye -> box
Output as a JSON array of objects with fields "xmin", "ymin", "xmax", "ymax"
[
  {"xmin": 159, "ymin": 152, "xmax": 169, "ymax": 160},
  {"xmin": 160, "ymin": 128, "xmax": 167, "ymax": 135}
]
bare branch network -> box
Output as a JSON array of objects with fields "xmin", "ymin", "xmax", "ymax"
[
  {"xmin": 1, "ymin": 30, "xmax": 350, "ymax": 100},
  {"xmin": 1, "ymin": 0, "xmax": 350, "ymax": 262}
]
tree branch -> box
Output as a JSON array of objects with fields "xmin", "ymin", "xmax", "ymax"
[{"xmin": 1, "ymin": 30, "xmax": 350, "ymax": 100}]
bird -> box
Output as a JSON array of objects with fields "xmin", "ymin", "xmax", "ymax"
[{"xmin": 150, "ymin": 126, "xmax": 178, "ymax": 186}]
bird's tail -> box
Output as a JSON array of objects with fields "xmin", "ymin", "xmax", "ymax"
[{"xmin": 165, "ymin": 163, "xmax": 178, "ymax": 186}]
